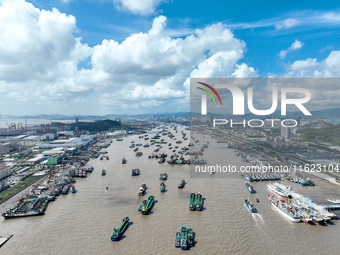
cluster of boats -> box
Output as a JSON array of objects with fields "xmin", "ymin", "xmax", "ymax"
[
  {"xmin": 241, "ymin": 173, "xmax": 281, "ymax": 182},
  {"xmin": 282, "ymin": 173, "xmax": 315, "ymax": 186},
  {"xmin": 267, "ymin": 183, "xmax": 336, "ymax": 224},
  {"xmin": 175, "ymin": 226, "xmax": 194, "ymax": 250},
  {"xmin": 189, "ymin": 193, "xmax": 203, "ymax": 211}
]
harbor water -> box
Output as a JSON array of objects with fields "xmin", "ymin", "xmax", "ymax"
[{"xmin": 1, "ymin": 127, "xmax": 340, "ymax": 254}]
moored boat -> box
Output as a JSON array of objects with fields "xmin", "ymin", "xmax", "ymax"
[
  {"xmin": 189, "ymin": 193, "xmax": 196, "ymax": 211},
  {"xmin": 180, "ymin": 226, "xmax": 188, "ymax": 250},
  {"xmin": 102, "ymin": 169, "xmax": 106, "ymax": 176},
  {"xmin": 111, "ymin": 217, "xmax": 129, "ymax": 241},
  {"xmin": 175, "ymin": 232, "xmax": 181, "ymax": 247},
  {"xmin": 195, "ymin": 193, "xmax": 203, "ymax": 211},
  {"xmin": 187, "ymin": 228, "xmax": 194, "ymax": 247}
]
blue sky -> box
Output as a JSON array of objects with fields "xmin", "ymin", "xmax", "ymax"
[
  {"xmin": 28, "ymin": 0, "xmax": 340, "ymax": 76},
  {"xmin": 0, "ymin": 0, "xmax": 339, "ymax": 115}
]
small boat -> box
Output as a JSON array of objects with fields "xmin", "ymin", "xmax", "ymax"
[
  {"xmin": 244, "ymin": 198, "xmax": 257, "ymax": 213},
  {"xmin": 122, "ymin": 157, "xmax": 127, "ymax": 164},
  {"xmin": 256, "ymin": 198, "xmax": 260, "ymax": 203},
  {"xmin": 195, "ymin": 193, "xmax": 203, "ymax": 211},
  {"xmin": 102, "ymin": 169, "xmax": 106, "ymax": 176},
  {"xmin": 178, "ymin": 180, "xmax": 186, "ymax": 189},
  {"xmin": 106, "ymin": 187, "xmax": 109, "ymax": 191},
  {"xmin": 100, "ymin": 156, "xmax": 103, "ymax": 160},
  {"xmin": 131, "ymin": 168, "xmax": 140, "ymax": 176},
  {"xmin": 138, "ymin": 184, "xmax": 147, "ymax": 196},
  {"xmin": 160, "ymin": 182, "xmax": 166, "ymax": 192},
  {"xmin": 111, "ymin": 217, "xmax": 129, "ymax": 241},
  {"xmin": 159, "ymin": 173, "xmax": 168, "ymax": 181},
  {"xmin": 189, "ymin": 193, "xmax": 196, "ymax": 211},
  {"xmin": 246, "ymin": 183, "xmax": 256, "ymax": 194},
  {"xmin": 136, "ymin": 152, "xmax": 143, "ymax": 157},
  {"xmin": 180, "ymin": 226, "xmax": 188, "ymax": 250},
  {"xmin": 106, "ymin": 156, "xmax": 109, "ymax": 160},
  {"xmin": 175, "ymin": 232, "xmax": 181, "ymax": 247}
]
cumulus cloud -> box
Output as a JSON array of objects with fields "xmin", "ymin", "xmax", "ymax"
[
  {"xmin": 285, "ymin": 50, "xmax": 340, "ymax": 77},
  {"xmin": 279, "ymin": 39, "xmax": 304, "ymax": 59},
  {"xmin": 113, "ymin": 0, "xmax": 165, "ymax": 15},
  {"xmin": 0, "ymin": 0, "xmax": 257, "ymax": 114}
]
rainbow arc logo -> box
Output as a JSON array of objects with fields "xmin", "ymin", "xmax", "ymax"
[{"xmin": 196, "ymin": 82, "xmax": 223, "ymax": 111}]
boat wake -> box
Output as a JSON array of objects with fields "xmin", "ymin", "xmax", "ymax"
[{"xmin": 252, "ymin": 213, "xmax": 265, "ymax": 236}]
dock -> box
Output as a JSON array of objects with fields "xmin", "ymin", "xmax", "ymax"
[{"xmin": 0, "ymin": 234, "xmax": 14, "ymax": 248}]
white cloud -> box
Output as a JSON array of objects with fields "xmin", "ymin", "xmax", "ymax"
[
  {"xmin": 0, "ymin": 0, "xmax": 257, "ymax": 114},
  {"xmin": 279, "ymin": 39, "xmax": 304, "ymax": 59},
  {"xmin": 113, "ymin": 0, "xmax": 165, "ymax": 15},
  {"xmin": 275, "ymin": 18, "xmax": 300, "ymax": 30},
  {"xmin": 285, "ymin": 51, "xmax": 340, "ymax": 78}
]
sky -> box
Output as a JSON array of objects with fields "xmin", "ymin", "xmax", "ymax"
[{"xmin": 0, "ymin": 0, "xmax": 339, "ymax": 115}]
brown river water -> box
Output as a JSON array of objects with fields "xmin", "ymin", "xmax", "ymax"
[{"xmin": 1, "ymin": 126, "xmax": 340, "ymax": 255}]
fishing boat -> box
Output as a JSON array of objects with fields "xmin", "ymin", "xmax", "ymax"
[
  {"xmin": 138, "ymin": 184, "xmax": 147, "ymax": 196},
  {"xmin": 175, "ymin": 232, "xmax": 181, "ymax": 247},
  {"xmin": 131, "ymin": 168, "xmax": 140, "ymax": 176},
  {"xmin": 122, "ymin": 157, "xmax": 127, "ymax": 164},
  {"xmin": 241, "ymin": 174, "xmax": 254, "ymax": 182},
  {"xmin": 140, "ymin": 196, "xmax": 155, "ymax": 215},
  {"xmin": 189, "ymin": 193, "xmax": 196, "ymax": 211},
  {"xmin": 159, "ymin": 173, "xmax": 168, "ymax": 181},
  {"xmin": 111, "ymin": 217, "xmax": 129, "ymax": 241},
  {"xmin": 136, "ymin": 152, "xmax": 143, "ymax": 157},
  {"xmin": 195, "ymin": 193, "xmax": 203, "ymax": 211},
  {"xmin": 178, "ymin": 180, "xmax": 186, "ymax": 189},
  {"xmin": 159, "ymin": 182, "xmax": 166, "ymax": 192},
  {"xmin": 246, "ymin": 183, "xmax": 256, "ymax": 194},
  {"xmin": 244, "ymin": 198, "xmax": 257, "ymax": 213},
  {"xmin": 301, "ymin": 179, "xmax": 315, "ymax": 186},
  {"xmin": 187, "ymin": 228, "xmax": 194, "ymax": 247},
  {"xmin": 102, "ymin": 169, "xmax": 106, "ymax": 176},
  {"xmin": 180, "ymin": 226, "xmax": 188, "ymax": 250}
]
